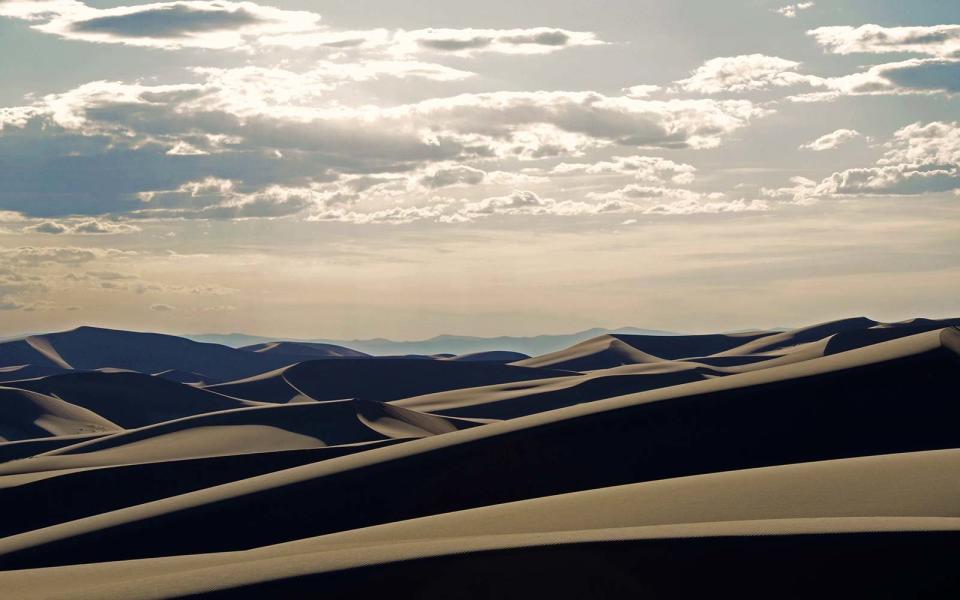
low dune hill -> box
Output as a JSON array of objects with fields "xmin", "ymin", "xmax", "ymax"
[
  {"xmin": 4, "ymin": 371, "xmax": 251, "ymax": 429},
  {"xmin": 0, "ymin": 398, "xmax": 483, "ymax": 477},
  {"xmin": 239, "ymin": 341, "xmax": 372, "ymax": 360},
  {"xmin": 0, "ymin": 400, "xmax": 486, "ymax": 536},
  {"xmin": 0, "ymin": 327, "xmax": 301, "ymax": 382},
  {"xmin": 0, "ymin": 319, "xmax": 958, "ymax": 597},
  {"xmin": 0, "ymin": 387, "xmax": 120, "ymax": 442},
  {"xmin": 0, "ymin": 434, "xmax": 108, "ymax": 463},
  {"xmin": 205, "ymin": 358, "xmax": 571, "ymax": 404},
  {"xmin": 0, "ymin": 364, "xmax": 69, "ymax": 383},
  {"xmin": 392, "ymin": 361, "xmax": 720, "ymax": 420},
  {"xmin": 151, "ymin": 369, "xmax": 222, "ymax": 386},
  {"xmin": 446, "ymin": 350, "xmax": 531, "ymax": 362}
]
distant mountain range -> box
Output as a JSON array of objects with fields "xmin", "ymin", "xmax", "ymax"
[{"xmin": 184, "ymin": 327, "xmax": 677, "ymax": 357}]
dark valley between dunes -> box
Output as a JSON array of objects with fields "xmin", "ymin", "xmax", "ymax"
[{"xmin": 0, "ymin": 316, "xmax": 958, "ymax": 597}]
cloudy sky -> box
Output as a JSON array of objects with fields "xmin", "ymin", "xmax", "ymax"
[{"xmin": 0, "ymin": 0, "xmax": 958, "ymax": 339}]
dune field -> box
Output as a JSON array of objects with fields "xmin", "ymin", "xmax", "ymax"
[{"xmin": 0, "ymin": 317, "xmax": 958, "ymax": 597}]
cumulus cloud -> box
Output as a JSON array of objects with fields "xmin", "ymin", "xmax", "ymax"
[
  {"xmin": 809, "ymin": 24, "xmax": 960, "ymax": 58},
  {"xmin": 773, "ymin": 3, "xmax": 814, "ymax": 18},
  {"xmin": 0, "ymin": 75, "xmax": 767, "ymax": 220},
  {"xmin": 587, "ymin": 184, "xmax": 767, "ymax": 214},
  {"xmin": 0, "ymin": 0, "xmax": 324, "ymax": 50},
  {"xmin": 799, "ymin": 129, "xmax": 862, "ymax": 151},
  {"xmin": 419, "ymin": 164, "xmax": 487, "ymax": 189},
  {"xmin": 0, "ymin": 1, "xmax": 605, "ymax": 56},
  {"xmin": 623, "ymin": 85, "xmax": 662, "ymax": 98},
  {"xmin": 136, "ymin": 178, "xmax": 316, "ymax": 219},
  {"xmin": 765, "ymin": 121, "xmax": 960, "ymax": 201},
  {"xmin": 0, "ymin": 245, "xmax": 137, "ymax": 266},
  {"xmin": 790, "ymin": 58, "xmax": 960, "ymax": 101},
  {"xmin": 444, "ymin": 190, "xmax": 634, "ymax": 222},
  {"xmin": 672, "ymin": 53, "xmax": 960, "ymax": 101},
  {"xmin": 388, "ymin": 27, "xmax": 604, "ymax": 56},
  {"xmin": 642, "ymin": 197, "xmax": 769, "ymax": 215},
  {"xmin": 587, "ymin": 184, "xmax": 718, "ymax": 205},
  {"xmin": 551, "ymin": 155, "xmax": 696, "ymax": 184},
  {"xmin": 674, "ymin": 54, "xmax": 813, "ymax": 94},
  {"xmin": 305, "ymin": 183, "xmax": 760, "ymax": 225},
  {"xmin": 25, "ymin": 218, "xmax": 141, "ymax": 234}
]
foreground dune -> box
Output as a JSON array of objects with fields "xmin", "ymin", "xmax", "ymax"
[
  {"xmin": 2, "ymin": 446, "xmax": 959, "ymax": 597},
  {"xmin": 0, "ymin": 318, "xmax": 957, "ymax": 595}
]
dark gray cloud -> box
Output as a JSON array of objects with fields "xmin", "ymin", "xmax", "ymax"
[
  {"xmin": 418, "ymin": 36, "xmax": 492, "ymax": 51},
  {"xmin": 70, "ymin": 4, "xmax": 264, "ymax": 38},
  {"xmin": 881, "ymin": 59, "xmax": 960, "ymax": 93}
]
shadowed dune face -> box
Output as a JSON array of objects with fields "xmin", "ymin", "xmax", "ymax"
[
  {"xmin": 205, "ymin": 359, "xmax": 571, "ymax": 404},
  {"xmin": 239, "ymin": 341, "xmax": 372, "ymax": 360},
  {"xmin": 4, "ymin": 372, "xmax": 248, "ymax": 428},
  {"xmin": 0, "ymin": 387, "xmax": 120, "ymax": 442},
  {"xmin": 0, "ymin": 327, "xmax": 300, "ymax": 382},
  {"xmin": 0, "ymin": 319, "xmax": 958, "ymax": 595}
]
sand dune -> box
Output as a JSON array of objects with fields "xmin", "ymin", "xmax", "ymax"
[
  {"xmin": 513, "ymin": 335, "xmax": 665, "ymax": 370},
  {"xmin": 0, "ymin": 364, "xmax": 68, "ymax": 383},
  {"xmin": 446, "ymin": 350, "xmax": 531, "ymax": 362},
  {"xmin": 4, "ymin": 371, "xmax": 249, "ymax": 428},
  {"xmin": 0, "ymin": 318, "xmax": 957, "ymax": 595},
  {"xmin": 392, "ymin": 361, "xmax": 715, "ymax": 419},
  {"xmin": 0, "ymin": 327, "xmax": 956, "ymax": 569},
  {"xmin": 0, "ymin": 434, "xmax": 107, "ymax": 463},
  {"xmin": 2, "ymin": 449, "xmax": 959, "ymax": 597},
  {"xmin": 206, "ymin": 358, "xmax": 569, "ymax": 404},
  {"xmin": 0, "ymin": 400, "xmax": 482, "ymax": 481},
  {"xmin": 0, "ymin": 327, "xmax": 299, "ymax": 381},
  {"xmin": 0, "ymin": 387, "xmax": 120, "ymax": 442},
  {"xmin": 240, "ymin": 341, "xmax": 371, "ymax": 360}
]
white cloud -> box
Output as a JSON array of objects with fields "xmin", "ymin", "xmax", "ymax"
[
  {"xmin": 623, "ymin": 85, "xmax": 661, "ymax": 98},
  {"xmin": 0, "ymin": 245, "xmax": 137, "ymax": 266},
  {"xmin": 766, "ymin": 121, "xmax": 960, "ymax": 201},
  {"xmin": 790, "ymin": 58, "xmax": 960, "ymax": 102},
  {"xmin": 674, "ymin": 54, "xmax": 814, "ymax": 94},
  {"xmin": 587, "ymin": 184, "xmax": 767, "ymax": 214},
  {"xmin": 809, "ymin": 24, "xmax": 960, "ymax": 58},
  {"xmin": 9, "ymin": 0, "xmax": 324, "ymax": 50},
  {"xmin": 551, "ymin": 155, "xmax": 696, "ymax": 184},
  {"xmin": 673, "ymin": 52, "xmax": 960, "ymax": 101},
  {"xmin": 25, "ymin": 218, "xmax": 141, "ymax": 234},
  {"xmin": 799, "ymin": 129, "xmax": 862, "ymax": 151},
  {"xmin": 642, "ymin": 197, "xmax": 769, "ymax": 215},
  {"xmin": 310, "ymin": 203, "xmax": 451, "ymax": 225},
  {"xmin": 136, "ymin": 178, "xmax": 316, "ymax": 219},
  {"xmin": 0, "ymin": 76, "xmax": 768, "ymax": 220},
  {"xmin": 587, "ymin": 184, "xmax": 719, "ymax": 204},
  {"xmin": 773, "ymin": 3, "xmax": 814, "ymax": 18},
  {"xmin": 446, "ymin": 190, "xmax": 634, "ymax": 222},
  {"xmin": 387, "ymin": 27, "xmax": 604, "ymax": 57},
  {"xmin": 419, "ymin": 164, "xmax": 487, "ymax": 189},
  {"xmin": 0, "ymin": 1, "xmax": 606, "ymax": 56}
]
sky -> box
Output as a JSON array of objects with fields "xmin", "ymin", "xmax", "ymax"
[{"xmin": 0, "ymin": 0, "xmax": 958, "ymax": 339}]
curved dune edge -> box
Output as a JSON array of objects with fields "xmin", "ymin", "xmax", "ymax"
[
  {"xmin": 0, "ymin": 329, "xmax": 953, "ymax": 561},
  {"xmin": 2, "ymin": 517, "xmax": 959, "ymax": 600},
  {"xmin": 23, "ymin": 337, "xmax": 74, "ymax": 371},
  {"xmin": 0, "ymin": 399, "xmax": 480, "ymax": 484}
]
